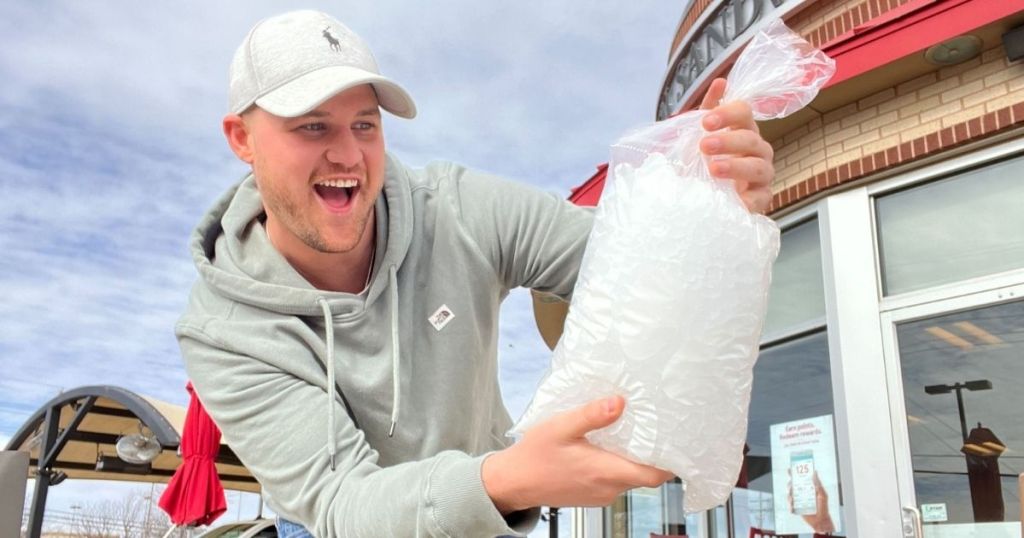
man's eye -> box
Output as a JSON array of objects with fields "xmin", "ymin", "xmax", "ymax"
[
  {"xmin": 300, "ymin": 123, "xmax": 327, "ymax": 132},
  {"xmin": 354, "ymin": 122, "xmax": 376, "ymax": 131}
]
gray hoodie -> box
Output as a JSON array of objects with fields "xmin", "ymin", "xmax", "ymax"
[{"xmin": 177, "ymin": 154, "xmax": 593, "ymax": 537}]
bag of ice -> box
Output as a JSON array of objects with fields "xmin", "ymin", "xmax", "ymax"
[{"xmin": 511, "ymin": 19, "xmax": 835, "ymax": 512}]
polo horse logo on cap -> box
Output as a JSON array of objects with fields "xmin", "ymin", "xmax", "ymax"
[{"xmin": 322, "ymin": 27, "xmax": 341, "ymax": 51}]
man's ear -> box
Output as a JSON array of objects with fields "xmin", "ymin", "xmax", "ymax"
[{"xmin": 223, "ymin": 113, "xmax": 255, "ymax": 164}]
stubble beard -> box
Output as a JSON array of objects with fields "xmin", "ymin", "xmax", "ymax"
[{"xmin": 254, "ymin": 165, "xmax": 371, "ymax": 255}]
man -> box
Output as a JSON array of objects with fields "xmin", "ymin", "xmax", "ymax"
[{"xmin": 179, "ymin": 9, "xmax": 775, "ymax": 538}]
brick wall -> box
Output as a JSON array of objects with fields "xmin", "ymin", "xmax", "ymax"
[
  {"xmin": 766, "ymin": 44, "xmax": 1024, "ymax": 213},
  {"xmin": 788, "ymin": 0, "xmax": 916, "ymax": 47}
]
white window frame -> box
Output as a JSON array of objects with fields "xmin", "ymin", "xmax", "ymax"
[{"xmin": 820, "ymin": 184, "xmax": 898, "ymax": 537}]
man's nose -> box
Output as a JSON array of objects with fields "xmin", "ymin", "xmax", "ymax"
[{"xmin": 324, "ymin": 133, "xmax": 361, "ymax": 167}]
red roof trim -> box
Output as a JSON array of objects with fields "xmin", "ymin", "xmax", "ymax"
[
  {"xmin": 568, "ymin": 163, "xmax": 608, "ymax": 206},
  {"xmin": 822, "ymin": 0, "xmax": 1024, "ymax": 88}
]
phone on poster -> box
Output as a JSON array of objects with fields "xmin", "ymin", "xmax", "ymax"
[{"xmin": 790, "ymin": 450, "xmax": 816, "ymax": 515}]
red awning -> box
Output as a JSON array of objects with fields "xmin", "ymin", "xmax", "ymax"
[
  {"xmin": 158, "ymin": 382, "xmax": 228, "ymax": 527},
  {"xmin": 569, "ymin": 163, "xmax": 608, "ymax": 206},
  {"xmin": 822, "ymin": 0, "xmax": 1024, "ymax": 87}
]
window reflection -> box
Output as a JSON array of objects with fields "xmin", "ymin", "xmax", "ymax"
[
  {"xmin": 876, "ymin": 154, "xmax": 1024, "ymax": 295},
  {"xmin": 734, "ymin": 330, "xmax": 845, "ymax": 537},
  {"xmin": 603, "ymin": 480, "xmax": 701, "ymax": 538},
  {"xmin": 763, "ymin": 219, "xmax": 825, "ymax": 337},
  {"xmin": 897, "ymin": 299, "xmax": 1023, "ymax": 531}
]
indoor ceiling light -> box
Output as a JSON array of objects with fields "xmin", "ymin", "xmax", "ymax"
[
  {"xmin": 924, "ymin": 326, "xmax": 974, "ymax": 351},
  {"xmin": 925, "ymin": 35, "xmax": 982, "ymax": 66},
  {"xmin": 953, "ymin": 321, "xmax": 1003, "ymax": 345}
]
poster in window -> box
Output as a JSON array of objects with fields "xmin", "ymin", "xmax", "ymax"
[{"xmin": 769, "ymin": 414, "xmax": 842, "ymax": 535}]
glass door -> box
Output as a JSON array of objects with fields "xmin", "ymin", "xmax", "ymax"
[{"xmin": 882, "ymin": 284, "xmax": 1024, "ymax": 537}]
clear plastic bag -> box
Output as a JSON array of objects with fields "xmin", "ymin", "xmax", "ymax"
[{"xmin": 511, "ymin": 19, "xmax": 835, "ymax": 512}]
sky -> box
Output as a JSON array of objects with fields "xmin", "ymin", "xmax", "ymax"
[{"xmin": 0, "ymin": 0, "xmax": 680, "ymax": 533}]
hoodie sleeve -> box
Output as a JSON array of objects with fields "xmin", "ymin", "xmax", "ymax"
[
  {"xmin": 444, "ymin": 164, "xmax": 594, "ymax": 299},
  {"xmin": 177, "ymin": 324, "xmax": 537, "ymax": 538}
]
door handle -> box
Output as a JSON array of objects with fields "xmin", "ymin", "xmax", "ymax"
[{"xmin": 901, "ymin": 506, "xmax": 923, "ymax": 538}]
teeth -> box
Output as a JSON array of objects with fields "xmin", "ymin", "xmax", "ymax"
[{"xmin": 316, "ymin": 179, "xmax": 357, "ymax": 188}]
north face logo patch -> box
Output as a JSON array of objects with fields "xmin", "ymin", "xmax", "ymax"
[{"xmin": 428, "ymin": 305, "xmax": 455, "ymax": 331}]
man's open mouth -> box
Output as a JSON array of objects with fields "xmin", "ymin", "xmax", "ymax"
[{"xmin": 314, "ymin": 179, "xmax": 358, "ymax": 211}]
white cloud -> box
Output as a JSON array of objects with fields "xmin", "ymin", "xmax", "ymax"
[{"xmin": 0, "ymin": 1, "xmax": 673, "ymax": 188}]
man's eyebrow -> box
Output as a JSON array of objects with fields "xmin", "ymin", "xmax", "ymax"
[
  {"xmin": 292, "ymin": 108, "xmax": 380, "ymax": 120},
  {"xmin": 294, "ymin": 110, "xmax": 329, "ymax": 119}
]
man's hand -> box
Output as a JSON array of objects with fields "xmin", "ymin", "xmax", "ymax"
[
  {"xmin": 482, "ymin": 396, "xmax": 673, "ymax": 514},
  {"xmin": 787, "ymin": 470, "xmax": 836, "ymax": 534},
  {"xmin": 698, "ymin": 78, "xmax": 775, "ymax": 214}
]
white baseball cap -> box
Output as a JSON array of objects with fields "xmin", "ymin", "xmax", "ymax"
[{"xmin": 228, "ymin": 10, "xmax": 416, "ymax": 118}]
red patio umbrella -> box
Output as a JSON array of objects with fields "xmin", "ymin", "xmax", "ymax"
[{"xmin": 158, "ymin": 382, "xmax": 227, "ymax": 527}]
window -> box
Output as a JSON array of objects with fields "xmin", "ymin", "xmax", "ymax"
[
  {"xmin": 876, "ymin": 154, "xmax": 1024, "ymax": 296},
  {"xmin": 733, "ymin": 331, "xmax": 844, "ymax": 537},
  {"xmin": 895, "ymin": 299, "xmax": 1023, "ymax": 531},
  {"xmin": 763, "ymin": 219, "xmax": 825, "ymax": 337},
  {"xmin": 731, "ymin": 218, "xmax": 844, "ymax": 537},
  {"xmin": 603, "ymin": 481, "xmax": 705, "ymax": 537}
]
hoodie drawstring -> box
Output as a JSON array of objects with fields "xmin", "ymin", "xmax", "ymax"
[
  {"xmin": 318, "ymin": 264, "xmax": 402, "ymax": 472},
  {"xmin": 317, "ymin": 297, "xmax": 338, "ymax": 472},
  {"xmin": 388, "ymin": 265, "xmax": 401, "ymax": 438}
]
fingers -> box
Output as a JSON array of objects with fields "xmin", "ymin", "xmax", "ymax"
[
  {"xmin": 700, "ymin": 118, "xmax": 773, "ymax": 186},
  {"xmin": 813, "ymin": 472, "xmax": 829, "ymax": 503},
  {"xmin": 707, "ymin": 155, "xmax": 773, "ymax": 185},
  {"xmin": 588, "ymin": 455, "xmax": 673, "ymax": 491},
  {"xmin": 703, "ymin": 99, "xmax": 758, "ymax": 133},
  {"xmin": 500, "ymin": 401, "xmax": 676, "ymax": 510},
  {"xmin": 543, "ymin": 395, "xmax": 624, "ymax": 441},
  {"xmin": 612, "ymin": 459, "xmax": 674, "ymax": 488},
  {"xmin": 701, "ymin": 124, "xmax": 775, "ymax": 214},
  {"xmin": 741, "ymin": 188, "xmax": 773, "ymax": 215},
  {"xmin": 695, "ymin": 79, "xmax": 774, "ymax": 215},
  {"xmin": 700, "ymin": 129, "xmax": 773, "ymax": 161},
  {"xmin": 787, "ymin": 469, "xmax": 794, "ymax": 511},
  {"xmin": 531, "ymin": 395, "xmax": 671, "ymax": 491},
  {"xmin": 699, "ymin": 78, "xmax": 727, "ymax": 110}
]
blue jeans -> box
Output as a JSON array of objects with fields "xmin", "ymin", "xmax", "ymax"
[{"xmin": 276, "ymin": 517, "xmax": 314, "ymax": 538}]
